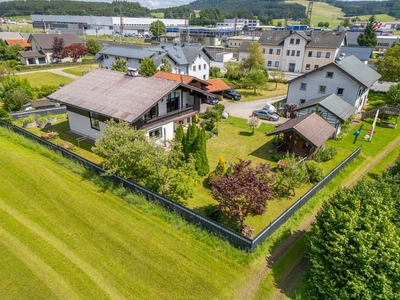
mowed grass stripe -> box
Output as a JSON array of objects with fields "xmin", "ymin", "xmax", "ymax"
[
  {"xmin": 0, "ymin": 243, "xmax": 56, "ymax": 300},
  {"xmin": 0, "ymin": 226, "xmax": 79, "ymax": 300},
  {"xmin": 0, "ymin": 132, "xmax": 247, "ymax": 299}
]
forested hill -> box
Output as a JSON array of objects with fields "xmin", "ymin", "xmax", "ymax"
[
  {"xmin": 186, "ymin": 0, "xmax": 306, "ymax": 21},
  {"xmin": 0, "ymin": 0, "xmax": 151, "ymax": 17},
  {"xmin": 326, "ymin": 0, "xmax": 400, "ymax": 19}
]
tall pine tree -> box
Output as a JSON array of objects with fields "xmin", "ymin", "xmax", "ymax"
[
  {"xmin": 184, "ymin": 123, "xmax": 198, "ymax": 159},
  {"xmin": 357, "ymin": 15, "xmax": 377, "ymax": 47}
]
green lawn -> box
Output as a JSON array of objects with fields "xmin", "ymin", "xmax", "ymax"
[
  {"xmin": 62, "ymin": 64, "xmax": 98, "ymax": 76},
  {"xmin": 236, "ymin": 82, "xmax": 288, "ymax": 102},
  {"xmin": 16, "ymin": 72, "xmax": 74, "ymax": 87},
  {"xmin": 0, "ymin": 128, "xmax": 252, "ymax": 299}
]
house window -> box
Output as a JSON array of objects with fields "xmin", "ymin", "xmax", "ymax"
[
  {"xmin": 319, "ymin": 85, "xmax": 326, "ymax": 94},
  {"xmin": 263, "ymin": 48, "xmax": 266, "ymax": 54},
  {"xmin": 203, "ymin": 74, "xmax": 206, "ymax": 79},
  {"xmin": 326, "ymin": 71, "xmax": 334, "ymax": 78},
  {"xmin": 308, "ymin": 51, "xmax": 312, "ymax": 57},
  {"xmin": 300, "ymin": 99, "xmax": 306, "ymax": 104},
  {"xmin": 193, "ymin": 65, "xmax": 196, "ymax": 71},
  {"xmin": 305, "ymin": 64, "xmax": 310, "ymax": 70},
  {"xmin": 337, "ymin": 88, "xmax": 344, "ymax": 96},
  {"xmin": 269, "ymin": 49, "xmax": 273, "ymax": 54},
  {"xmin": 314, "ymin": 64, "xmax": 319, "ymax": 69},
  {"xmin": 267, "ymin": 61, "xmax": 272, "ymax": 67},
  {"xmin": 139, "ymin": 59, "xmax": 142, "ymax": 63},
  {"xmin": 90, "ymin": 112, "xmax": 100, "ymax": 130},
  {"xmin": 290, "ymin": 38, "xmax": 294, "ymax": 44},
  {"xmin": 296, "ymin": 50, "xmax": 300, "ymax": 56},
  {"xmin": 326, "ymin": 52, "xmax": 331, "ymax": 59},
  {"xmin": 286, "ymin": 50, "xmax": 290, "ymax": 56},
  {"xmin": 277, "ymin": 49, "xmax": 281, "ymax": 55},
  {"xmin": 275, "ymin": 61, "xmax": 279, "ymax": 67},
  {"xmin": 317, "ymin": 51, "xmax": 321, "ymax": 58},
  {"xmin": 296, "ymin": 38, "xmax": 300, "ymax": 44},
  {"xmin": 104, "ymin": 55, "xmax": 109, "ymax": 59},
  {"xmin": 291, "ymin": 50, "xmax": 295, "ymax": 56},
  {"xmin": 300, "ymin": 83, "xmax": 307, "ymax": 91},
  {"xmin": 149, "ymin": 128, "xmax": 162, "ymax": 139},
  {"xmin": 187, "ymin": 117, "xmax": 191, "ymax": 124},
  {"xmin": 204, "ymin": 64, "xmax": 206, "ymax": 69},
  {"xmin": 198, "ymin": 54, "xmax": 201, "ymax": 58},
  {"xmin": 199, "ymin": 64, "xmax": 201, "ymax": 70},
  {"xmin": 167, "ymin": 91, "xmax": 180, "ymax": 113}
]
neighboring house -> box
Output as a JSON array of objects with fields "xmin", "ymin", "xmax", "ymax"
[
  {"xmin": 5, "ymin": 38, "xmax": 31, "ymax": 49},
  {"xmin": 19, "ymin": 33, "xmax": 84, "ymax": 65},
  {"xmin": 336, "ymin": 46, "xmax": 372, "ymax": 64},
  {"xmin": 267, "ymin": 113, "xmax": 336, "ymax": 157},
  {"xmin": 286, "ymin": 55, "xmax": 381, "ymax": 112},
  {"xmin": 238, "ymin": 30, "xmax": 346, "ymax": 72},
  {"xmin": 153, "ymin": 71, "xmax": 231, "ymax": 97},
  {"xmin": 47, "ymin": 68, "xmax": 214, "ymax": 141},
  {"xmin": 227, "ymin": 36, "xmax": 259, "ymax": 48},
  {"xmin": 0, "ymin": 32, "xmax": 24, "ymax": 40},
  {"xmin": 94, "ymin": 43, "xmax": 213, "ymax": 80},
  {"xmin": 294, "ymin": 94, "xmax": 356, "ymax": 137}
]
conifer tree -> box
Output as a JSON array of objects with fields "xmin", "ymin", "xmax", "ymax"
[
  {"xmin": 174, "ymin": 124, "xmax": 184, "ymax": 146},
  {"xmin": 193, "ymin": 129, "xmax": 209, "ymax": 176},
  {"xmin": 357, "ymin": 15, "xmax": 377, "ymax": 47},
  {"xmin": 184, "ymin": 123, "xmax": 198, "ymax": 159}
]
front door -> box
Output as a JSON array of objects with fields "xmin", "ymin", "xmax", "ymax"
[{"xmin": 289, "ymin": 63, "xmax": 295, "ymax": 72}]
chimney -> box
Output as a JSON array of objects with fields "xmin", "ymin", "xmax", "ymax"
[{"xmin": 127, "ymin": 68, "xmax": 138, "ymax": 76}]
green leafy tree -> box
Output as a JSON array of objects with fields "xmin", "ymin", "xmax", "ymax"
[
  {"xmin": 0, "ymin": 76, "xmax": 34, "ymax": 112},
  {"xmin": 376, "ymin": 45, "xmax": 400, "ymax": 82},
  {"xmin": 210, "ymin": 159, "xmax": 276, "ymax": 228},
  {"xmin": 111, "ymin": 59, "xmax": 128, "ymax": 72},
  {"xmin": 85, "ymin": 39, "xmax": 101, "ymax": 55},
  {"xmin": 5, "ymin": 44, "xmax": 24, "ymax": 60},
  {"xmin": 248, "ymin": 116, "xmax": 260, "ymax": 134},
  {"xmin": 317, "ymin": 22, "xmax": 324, "ymax": 27},
  {"xmin": 139, "ymin": 57, "xmax": 157, "ymax": 76},
  {"xmin": 159, "ymin": 58, "xmax": 172, "ymax": 72},
  {"xmin": 93, "ymin": 120, "xmax": 198, "ymax": 203},
  {"xmin": 210, "ymin": 66, "xmax": 222, "ymax": 78},
  {"xmin": 357, "ymin": 15, "xmax": 377, "ymax": 47},
  {"xmin": 244, "ymin": 69, "xmax": 268, "ymax": 94},
  {"xmin": 241, "ymin": 41, "xmax": 266, "ymax": 73},
  {"xmin": 276, "ymin": 153, "xmax": 308, "ymax": 196},
  {"xmin": 193, "ymin": 129, "xmax": 209, "ymax": 176},
  {"xmin": 224, "ymin": 61, "xmax": 243, "ymax": 79},
  {"xmin": 51, "ymin": 36, "xmax": 66, "ymax": 62},
  {"xmin": 149, "ymin": 20, "xmax": 166, "ymax": 41},
  {"xmin": 0, "ymin": 108, "xmax": 12, "ymax": 123},
  {"xmin": 342, "ymin": 19, "xmax": 350, "ymax": 27},
  {"xmin": 386, "ymin": 83, "xmax": 400, "ymax": 106},
  {"xmin": 270, "ymin": 69, "xmax": 286, "ymax": 90},
  {"xmin": 308, "ymin": 179, "xmax": 400, "ymax": 299},
  {"xmin": 324, "ymin": 22, "xmax": 330, "ymax": 28}
]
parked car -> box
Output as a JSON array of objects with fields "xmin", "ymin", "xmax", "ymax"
[
  {"xmin": 262, "ymin": 103, "xmax": 277, "ymax": 113},
  {"xmin": 252, "ymin": 109, "xmax": 280, "ymax": 121},
  {"xmin": 224, "ymin": 89, "xmax": 241, "ymax": 100},
  {"xmin": 202, "ymin": 95, "xmax": 219, "ymax": 105}
]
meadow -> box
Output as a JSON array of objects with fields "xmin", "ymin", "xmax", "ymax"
[{"xmin": 0, "ymin": 127, "xmax": 253, "ymax": 299}]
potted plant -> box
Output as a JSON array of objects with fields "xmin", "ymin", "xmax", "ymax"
[
  {"xmin": 48, "ymin": 114, "xmax": 58, "ymax": 124},
  {"xmin": 22, "ymin": 116, "xmax": 36, "ymax": 128},
  {"xmin": 38, "ymin": 117, "xmax": 49, "ymax": 128}
]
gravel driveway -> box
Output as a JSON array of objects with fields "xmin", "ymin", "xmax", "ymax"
[{"xmin": 201, "ymin": 95, "xmax": 289, "ymax": 125}]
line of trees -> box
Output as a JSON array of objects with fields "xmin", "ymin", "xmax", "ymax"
[
  {"xmin": 308, "ymin": 156, "xmax": 400, "ymax": 298},
  {"xmin": 326, "ymin": 0, "xmax": 400, "ymax": 19}
]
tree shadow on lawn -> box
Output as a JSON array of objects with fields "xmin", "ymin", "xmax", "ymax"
[
  {"xmin": 249, "ymin": 139, "xmax": 275, "ymax": 160},
  {"xmin": 239, "ymin": 131, "xmax": 253, "ymax": 136}
]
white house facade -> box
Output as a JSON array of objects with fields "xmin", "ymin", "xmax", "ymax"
[
  {"xmin": 47, "ymin": 69, "xmax": 213, "ymax": 141},
  {"xmin": 286, "ymin": 55, "xmax": 381, "ymax": 112}
]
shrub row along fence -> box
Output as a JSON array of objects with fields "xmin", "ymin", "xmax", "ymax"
[{"xmin": 0, "ymin": 119, "xmax": 361, "ymax": 251}]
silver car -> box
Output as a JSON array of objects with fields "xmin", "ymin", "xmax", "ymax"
[{"xmin": 252, "ymin": 109, "xmax": 280, "ymax": 121}]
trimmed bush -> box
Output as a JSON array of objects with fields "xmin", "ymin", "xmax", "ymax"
[
  {"xmin": 38, "ymin": 117, "xmax": 48, "ymax": 125},
  {"xmin": 0, "ymin": 108, "xmax": 12, "ymax": 123},
  {"xmin": 22, "ymin": 116, "xmax": 35, "ymax": 126},
  {"xmin": 203, "ymin": 204, "xmax": 222, "ymax": 222},
  {"xmin": 305, "ymin": 160, "xmax": 324, "ymax": 183},
  {"xmin": 314, "ymin": 146, "xmax": 337, "ymax": 162},
  {"xmin": 214, "ymin": 103, "xmax": 225, "ymax": 115},
  {"xmin": 210, "ymin": 127, "xmax": 219, "ymax": 136}
]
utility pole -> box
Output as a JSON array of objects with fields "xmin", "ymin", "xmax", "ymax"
[
  {"xmin": 119, "ymin": 0, "xmax": 123, "ymax": 44},
  {"xmin": 307, "ymin": 0, "xmax": 313, "ymax": 26},
  {"xmin": 186, "ymin": 13, "xmax": 190, "ymax": 43}
]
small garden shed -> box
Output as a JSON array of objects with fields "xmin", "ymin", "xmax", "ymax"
[
  {"xmin": 267, "ymin": 113, "xmax": 336, "ymax": 157},
  {"xmin": 294, "ymin": 93, "xmax": 356, "ymax": 138}
]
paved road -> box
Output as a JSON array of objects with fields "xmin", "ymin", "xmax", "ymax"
[{"xmin": 202, "ymin": 95, "xmax": 289, "ymax": 125}]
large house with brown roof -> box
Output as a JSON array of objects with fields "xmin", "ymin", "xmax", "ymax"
[
  {"xmin": 47, "ymin": 68, "xmax": 213, "ymax": 141},
  {"xmin": 287, "ymin": 55, "xmax": 381, "ymax": 112},
  {"xmin": 94, "ymin": 43, "xmax": 213, "ymax": 80},
  {"xmin": 267, "ymin": 113, "xmax": 336, "ymax": 157},
  {"xmin": 238, "ymin": 30, "xmax": 347, "ymax": 72},
  {"xmin": 18, "ymin": 33, "xmax": 83, "ymax": 65}
]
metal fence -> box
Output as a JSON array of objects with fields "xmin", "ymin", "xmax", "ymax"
[
  {"xmin": 11, "ymin": 106, "xmax": 67, "ymax": 120},
  {"xmin": 0, "ymin": 119, "xmax": 361, "ymax": 251}
]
